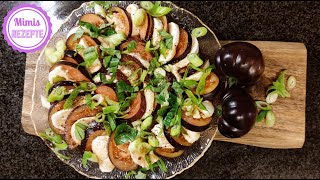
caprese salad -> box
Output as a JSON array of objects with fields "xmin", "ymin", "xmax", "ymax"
[{"xmin": 40, "ymin": 1, "xmax": 219, "ymax": 178}]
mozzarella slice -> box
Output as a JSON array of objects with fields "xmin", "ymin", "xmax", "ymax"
[
  {"xmin": 151, "ymin": 124, "xmax": 174, "ymax": 149},
  {"xmin": 141, "ymin": 88, "xmax": 155, "ymax": 119},
  {"xmin": 182, "ymin": 127, "xmax": 200, "ymax": 144},
  {"xmin": 48, "ymin": 66, "xmax": 72, "ymax": 84},
  {"xmin": 91, "ymin": 135, "xmax": 115, "ymax": 172},
  {"xmin": 51, "ymin": 109, "xmax": 73, "ymax": 131},
  {"xmin": 128, "ymin": 138, "xmax": 159, "ymax": 168},
  {"xmin": 185, "ymin": 60, "xmax": 210, "ymax": 81},
  {"xmin": 158, "ymin": 22, "xmax": 180, "ymax": 65},
  {"xmin": 168, "ymin": 36, "xmax": 200, "ymax": 81},
  {"xmin": 127, "ymin": 53, "xmax": 150, "ymax": 68},
  {"xmin": 126, "ymin": 4, "xmax": 140, "ymax": 36},
  {"xmin": 41, "ymin": 95, "xmax": 51, "ymax": 109},
  {"xmin": 106, "ymin": 13, "xmax": 127, "ymax": 35},
  {"xmin": 152, "ymin": 18, "xmax": 164, "ymax": 49},
  {"xmin": 199, "ymin": 100, "xmax": 214, "ymax": 119},
  {"xmin": 71, "ymin": 117, "xmax": 96, "ymax": 145}
]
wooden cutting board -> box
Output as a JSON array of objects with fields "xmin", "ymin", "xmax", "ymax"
[{"xmin": 21, "ymin": 41, "xmax": 307, "ymax": 149}]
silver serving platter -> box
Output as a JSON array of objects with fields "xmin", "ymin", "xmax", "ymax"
[{"xmin": 30, "ymin": 1, "xmax": 221, "ymax": 179}]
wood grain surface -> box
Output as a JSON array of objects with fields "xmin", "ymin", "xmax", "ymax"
[{"xmin": 21, "ymin": 41, "xmax": 307, "ymax": 149}]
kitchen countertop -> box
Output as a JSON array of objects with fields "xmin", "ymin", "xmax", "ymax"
[{"xmin": 0, "ymin": 1, "xmax": 319, "ymax": 179}]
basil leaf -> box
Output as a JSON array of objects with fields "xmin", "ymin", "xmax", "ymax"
[
  {"xmin": 78, "ymin": 20, "xmax": 100, "ymax": 38},
  {"xmin": 82, "ymin": 151, "xmax": 98, "ymax": 168},
  {"xmin": 156, "ymin": 158, "xmax": 167, "ymax": 173},
  {"xmin": 103, "ymin": 121, "xmax": 112, "ymax": 136},
  {"xmin": 172, "ymin": 81, "xmax": 184, "ymax": 95},
  {"xmin": 160, "ymin": 31, "xmax": 173, "ymax": 50},
  {"xmin": 122, "ymin": 40, "xmax": 137, "ymax": 54},
  {"xmin": 119, "ymin": 92, "xmax": 137, "ymax": 112},
  {"xmin": 107, "ymin": 113, "xmax": 117, "ymax": 131},
  {"xmin": 85, "ymin": 94, "xmax": 96, "ymax": 109},
  {"xmin": 100, "ymin": 47, "xmax": 121, "ymax": 59},
  {"xmin": 155, "ymin": 83, "xmax": 169, "ymax": 105},
  {"xmin": 99, "ymin": 27, "xmax": 116, "ymax": 36},
  {"xmin": 157, "ymin": 106, "xmax": 170, "ymax": 117},
  {"xmin": 63, "ymin": 88, "xmax": 80, "ymax": 109},
  {"xmin": 148, "ymin": 51, "xmax": 160, "ymax": 73},
  {"xmin": 114, "ymin": 123, "xmax": 138, "ymax": 145},
  {"xmin": 163, "ymin": 106, "xmax": 177, "ymax": 129},
  {"xmin": 81, "ymin": 46, "xmax": 99, "ymax": 68},
  {"xmin": 75, "ymin": 122, "xmax": 88, "ymax": 141},
  {"xmin": 101, "ymin": 57, "xmax": 120, "ymax": 84}
]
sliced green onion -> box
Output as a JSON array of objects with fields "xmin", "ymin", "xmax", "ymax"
[
  {"xmin": 134, "ymin": 8, "xmax": 146, "ymax": 26},
  {"xmin": 94, "ymin": 3, "xmax": 106, "ymax": 18},
  {"xmin": 266, "ymin": 91, "xmax": 279, "ymax": 104},
  {"xmin": 286, "ymin": 75, "xmax": 296, "ymax": 90},
  {"xmin": 145, "ymin": 40, "xmax": 158, "ymax": 52},
  {"xmin": 256, "ymin": 110, "xmax": 268, "ymax": 122},
  {"xmin": 196, "ymin": 68, "xmax": 212, "ymax": 96},
  {"xmin": 191, "ymin": 27, "xmax": 208, "ymax": 38},
  {"xmin": 95, "ymin": 112, "xmax": 105, "ymax": 123},
  {"xmin": 125, "ymin": 171, "xmax": 137, "ymax": 179},
  {"xmin": 185, "ymin": 89, "xmax": 206, "ymax": 110},
  {"xmin": 255, "ymin": 101, "xmax": 272, "ymax": 111},
  {"xmin": 266, "ymin": 110, "xmax": 276, "ymax": 127},
  {"xmin": 147, "ymin": 1, "xmax": 172, "ymax": 18},
  {"xmin": 82, "ymin": 151, "xmax": 98, "ymax": 168},
  {"xmin": 103, "ymin": 104, "xmax": 120, "ymax": 114},
  {"xmin": 45, "ymin": 81, "xmax": 52, "ymax": 95},
  {"xmin": 187, "ymin": 53, "xmax": 203, "ymax": 67},
  {"xmin": 140, "ymin": 70, "xmax": 148, "ymax": 83},
  {"xmin": 141, "ymin": 1, "xmax": 154, "ymax": 11},
  {"xmin": 170, "ymin": 124, "xmax": 181, "ymax": 137},
  {"xmin": 122, "ymin": 40, "xmax": 137, "ymax": 54},
  {"xmin": 55, "ymin": 40, "xmax": 67, "ymax": 52},
  {"xmin": 53, "ymin": 149, "xmax": 71, "ymax": 160},
  {"xmin": 181, "ymin": 80, "xmax": 198, "ymax": 89},
  {"xmin": 103, "ymin": 121, "xmax": 112, "ymax": 136},
  {"xmin": 159, "ymin": 41, "xmax": 167, "ymax": 57},
  {"xmin": 135, "ymin": 170, "xmax": 147, "ymax": 179},
  {"xmin": 141, "ymin": 116, "xmax": 153, "ymax": 131},
  {"xmin": 156, "ymin": 158, "xmax": 167, "ymax": 173},
  {"xmin": 47, "ymin": 86, "xmax": 67, "ymax": 102},
  {"xmin": 148, "ymin": 135, "xmax": 159, "ymax": 147}
]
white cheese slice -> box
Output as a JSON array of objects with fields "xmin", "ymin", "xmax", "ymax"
[
  {"xmin": 151, "ymin": 124, "xmax": 174, "ymax": 149},
  {"xmin": 152, "ymin": 18, "xmax": 164, "ymax": 49},
  {"xmin": 71, "ymin": 117, "xmax": 96, "ymax": 145},
  {"xmin": 106, "ymin": 13, "xmax": 126, "ymax": 35},
  {"xmin": 126, "ymin": 4, "xmax": 140, "ymax": 36},
  {"xmin": 182, "ymin": 127, "xmax": 200, "ymax": 144},
  {"xmin": 141, "ymin": 88, "xmax": 155, "ymax": 119},
  {"xmin": 48, "ymin": 66, "xmax": 72, "ymax": 84},
  {"xmin": 40, "ymin": 95, "xmax": 51, "ymax": 109},
  {"xmin": 128, "ymin": 139, "xmax": 159, "ymax": 168},
  {"xmin": 127, "ymin": 53, "xmax": 150, "ymax": 68},
  {"xmin": 158, "ymin": 22, "xmax": 180, "ymax": 65},
  {"xmin": 51, "ymin": 109, "xmax": 73, "ymax": 131},
  {"xmin": 91, "ymin": 135, "xmax": 115, "ymax": 172}
]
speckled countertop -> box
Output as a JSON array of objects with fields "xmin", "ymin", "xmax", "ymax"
[{"xmin": 0, "ymin": 1, "xmax": 320, "ymax": 179}]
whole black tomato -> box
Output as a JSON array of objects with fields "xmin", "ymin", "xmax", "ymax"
[
  {"xmin": 214, "ymin": 42, "xmax": 265, "ymax": 86},
  {"xmin": 218, "ymin": 86, "xmax": 257, "ymax": 138}
]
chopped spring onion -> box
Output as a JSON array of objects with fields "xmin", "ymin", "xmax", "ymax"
[
  {"xmin": 185, "ymin": 89, "xmax": 206, "ymax": 110},
  {"xmin": 141, "ymin": 116, "xmax": 153, "ymax": 131},
  {"xmin": 38, "ymin": 128, "xmax": 68, "ymax": 151},
  {"xmin": 286, "ymin": 75, "xmax": 297, "ymax": 90},
  {"xmin": 255, "ymin": 101, "xmax": 272, "ymax": 111},
  {"xmin": 148, "ymin": 135, "xmax": 159, "ymax": 147},
  {"xmin": 141, "ymin": 1, "xmax": 154, "ymax": 11},
  {"xmin": 95, "ymin": 112, "xmax": 105, "ymax": 123},
  {"xmin": 122, "ymin": 40, "xmax": 137, "ymax": 54},
  {"xmin": 81, "ymin": 46, "xmax": 99, "ymax": 68},
  {"xmin": 145, "ymin": 40, "xmax": 158, "ymax": 52},
  {"xmin": 94, "ymin": 3, "xmax": 106, "ymax": 18},
  {"xmin": 266, "ymin": 91, "xmax": 279, "ymax": 104},
  {"xmin": 103, "ymin": 121, "xmax": 112, "ymax": 136},
  {"xmin": 266, "ymin": 110, "xmax": 276, "ymax": 127},
  {"xmin": 142, "ymin": 1, "xmax": 172, "ymax": 18},
  {"xmin": 170, "ymin": 124, "xmax": 181, "ymax": 137},
  {"xmin": 267, "ymin": 70, "xmax": 290, "ymax": 98},
  {"xmin": 134, "ymin": 8, "xmax": 146, "ymax": 26},
  {"xmin": 55, "ymin": 40, "xmax": 67, "ymax": 52},
  {"xmin": 45, "ymin": 81, "xmax": 52, "ymax": 95},
  {"xmin": 47, "ymin": 86, "xmax": 67, "ymax": 102},
  {"xmin": 196, "ymin": 67, "xmax": 212, "ymax": 96},
  {"xmin": 82, "ymin": 151, "xmax": 98, "ymax": 168},
  {"xmin": 135, "ymin": 170, "xmax": 147, "ymax": 179},
  {"xmin": 256, "ymin": 110, "xmax": 268, "ymax": 122},
  {"xmin": 187, "ymin": 53, "xmax": 203, "ymax": 67},
  {"xmin": 191, "ymin": 27, "xmax": 208, "ymax": 38}
]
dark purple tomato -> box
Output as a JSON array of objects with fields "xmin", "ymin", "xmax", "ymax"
[
  {"xmin": 214, "ymin": 42, "xmax": 265, "ymax": 86},
  {"xmin": 218, "ymin": 86, "xmax": 257, "ymax": 138}
]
